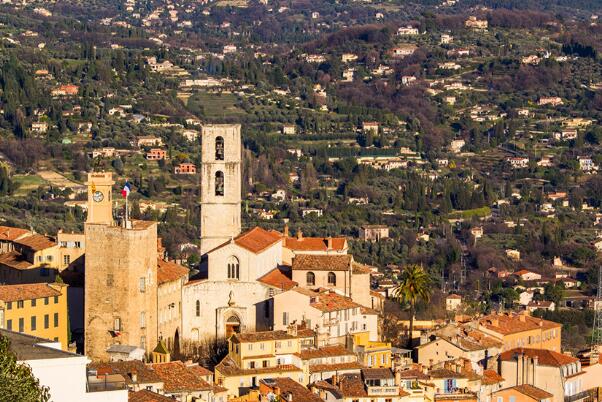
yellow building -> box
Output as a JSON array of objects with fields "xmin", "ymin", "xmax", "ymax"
[
  {"xmin": 0, "ymin": 233, "xmax": 61, "ymax": 284},
  {"xmin": 353, "ymin": 332, "xmax": 392, "ymax": 368},
  {"xmin": 0, "ymin": 283, "xmax": 69, "ymax": 349},
  {"xmin": 57, "ymin": 230, "xmax": 85, "ymax": 271},
  {"xmin": 215, "ymin": 328, "xmax": 313, "ymax": 398},
  {"xmin": 477, "ymin": 312, "xmax": 561, "ymax": 352}
]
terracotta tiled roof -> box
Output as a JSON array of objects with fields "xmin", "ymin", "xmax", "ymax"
[
  {"xmin": 284, "ymin": 236, "xmax": 347, "ymax": 252},
  {"xmin": 501, "ymin": 385, "xmax": 553, "ymax": 400},
  {"xmin": 234, "ymin": 227, "xmax": 282, "ymax": 253},
  {"xmin": 429, "ymin": 368, "xmax": 467, "ymax": 379},
  {"xmin": 300, "ymin": 345, "xmax": 355, "ymax": 360},
  {"xmin": 478, "ymin": 313, "xmax": 560, "ymax": 335},
  {"xmin": 482, "ymin": 370, "xmax": 504, "ymax": 385},
  {"xmin": 231, "ymin": 329, "xmax": 314, "ymax": 343},
  {"xmin": 309, "ymin": 362, "xmax": 364, "ymax": 374},
  {"xmin": 215, "ymin": 356, "xmax": 302, "ymax": 376},
  {"xmin": 397, "ymin": 368, "xmax": 429, "ymax": 380},
  {"xmin": 128, "ymin": 390, "xmax": 173, "ymax": 402},
  {"xmin": 0, "ymin": 283, "xmax": 62, "ymax": 302},
  {"xmin": 0, "ymin": 251, "xmax": 33, "ymax": 270},
  {"xmin": 188, "ymin": 365, "xmax": 213, "ymax": 378},
  {"xmin": 257, "ymin": 267, "xmax": 297, "ymax": 290},
  {"xmin": 156, "ymin": 259, "xmax": 188, "ymax": 285},
  {"xmin": 150, "ymin": 361, "xmax": 213, "ymax": 393},
  {"xmin": 499, "ymin": 348, "xmax": 579, "ymax": 367},
  {"xmin": 0, "ymin": 226, "xmax": 30, "ymax": 241},
  {"xmin": 447, "ymin": 294, "xmax": 462, "ymax": 299},
  {"xmin": 362, "ymin": 368, "xmax": 394, "ymax": 380},
  {"xmin": 261, "ymin": 377, "xmax": 325, "ymax": 402},
  {"xmin": 209, "ymin": 227, "xmax": 282, "ymax": 254},
  {"xmin": 302, "ymin": 289, "xmax": 361, "ymax": 312},
  {"xmin": 89, "ymin": 360, "xmax": 162, "ymax": 385},
  {"xmin": 14, "ymin": 234, "xmax": 56, "ymax": 251},
  {"xmin": 292, "ymin": 255, "xmax": 352, "ymax": 271}
]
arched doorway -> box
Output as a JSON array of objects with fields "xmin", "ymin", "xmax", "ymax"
[
  {"xmin": 172, "ymin": 328, "xmax": 180, "ymax": 359},
  {"xmin": 225, "ymin": 315, "xmax": 241, "ymax": 338}
]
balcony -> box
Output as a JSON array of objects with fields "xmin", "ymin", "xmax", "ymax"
[
  {"xmin": 322, "ymin": 318, "xmax": 339, "ymax": 327},
  {"xmin": 565, "ymin": 390, "xmax": 594, "ymax": 402},
  {"xmin": 367, "ymin": 386, "xmax": 399, "ymax": 396}
]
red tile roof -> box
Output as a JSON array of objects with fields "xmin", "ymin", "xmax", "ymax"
[
  {"xmin": 0, "ymin": 251, "xmax": 33, "ymax": 270},
  {"xmin": 498, "ymin": 385, "xmax": 553, "ymax": 401},
  {"xmin": 284, "ymin": 236, "xmax": 347, "ymax": 252},
  {"xmin": 292, "ymin": 255, "xmax": 352, "ymax": 271},
  {"xmin": 257, "ymin": 267, "xmax": 297, "ymax": 290},
  {"xmin": 128, "ymin": 390, "xmax": 173, "ymax": 402},
  {"xmin": 500, "ymin": 348, "xmax": 578, "ymax": 367},
  {"xmin": 293, "ymin": 289, "xmax": 361, "ymax": 312},
  {"xmin": 478, "ymin": 313, "xmax": 560, "ymax": 335},
  {"xmin": 0, "ymin": 226, "xmax": 30, "ymax": 241},
  {"xmin": 150, "ymin": 361, "xmax": 213, "ymax": 393},
  {"xmin": 209, "ymin": 227, "xmax": 281, "ymax": 254},
  {"xmin": 0, "ymin": 283, "xmax": 62, "ymax": 302},
  {"xmin": 309, "ymin": 362, "xmax": 364, "ymax": 374},
  {"xmin": 261, "ymin": 377, "xmax": 325, "ymax": 402},
  {"xmin": 90, "ymin": 360, "xmax": 162, "ymax": 384},
  {"xmin": 156, "ymin": 259, "xmax": 188, "ymax": 285},
  {"xmin": 482, "ymin": 370, "xmax": 504, "ymax": 385},
  {"xmin": 14, "ymin": 234, "xmax": 56, "ymax": 251},
  {"xmin": 300, "ymin": 345, "xmax": 355, "ymax": 360}
]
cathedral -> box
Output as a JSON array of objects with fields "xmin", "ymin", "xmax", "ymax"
[
  {"xmin": 83, "ymin": 124, "xmax": 374, "ymax": 360},
  {"xmin": 182, "ymin": 124, "xmax": 371, "ymax": 342}
]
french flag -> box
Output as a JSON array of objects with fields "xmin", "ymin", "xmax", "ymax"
[{"xmin": 121, "ymin": 181, "xmax": 131, "ymax": 198}]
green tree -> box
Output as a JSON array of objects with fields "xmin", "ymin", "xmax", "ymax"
[
  {"xmin": 392, "ymin": 264, "xmax": 432, "ymax": 347},
  {"xmin": 0, "ymin": 335, "xmax": 50, "ymax": 402}
]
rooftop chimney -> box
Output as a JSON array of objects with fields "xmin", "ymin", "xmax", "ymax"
[
  {"xmin": 327, "ymin": 237, "xmax": 333, "ymax": 250},
  {"xmin": 297, "ymin": 230, "xmax": 303, "ymax": 240},
  {"xmin": 130, "ymin": 370, "xmax": 138, "ymax": 383},
  {"xmin": 284, "ymin": 224, "xmax": 289, "ymax": 238}
]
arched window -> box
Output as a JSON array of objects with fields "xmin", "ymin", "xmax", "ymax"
[
  {"xmin": 227, "ymin": 256, "xmax": 240, "ymax": 280},
  {"xmin": 195, "ymin": 300, "xmax": 200, "ymax": 317},
  {"xmin": 215, "ymin": 171, "xmax": 224, "ymax": 196},
  {"xmin": 215, "ymin": 136, "xmax": 224, "ymax": 160},
  {"xmin": 306, "ymin": 272, "xmax": 315, "ymax": 286},
  {"xmin": 328, "ymin": 272, "xmax": 336, "ymax": 286}
]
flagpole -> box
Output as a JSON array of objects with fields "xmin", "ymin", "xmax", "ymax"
[{"xmin": 125, "ymin": 190, "xmax": 128, "ymax": 227}]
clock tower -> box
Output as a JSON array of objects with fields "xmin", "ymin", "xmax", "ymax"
[{"xmin": 86, "ymin": 171, "xmax": 114, "ymax": 225}]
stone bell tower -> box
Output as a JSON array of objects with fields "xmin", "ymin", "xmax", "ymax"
[
  {"xmin": 199, "ymin": 124, "xmax": 242, "ymax": 255},
  {"xmin": 86, "ymin": 172, "xmax": 114, "ymax": 225}
]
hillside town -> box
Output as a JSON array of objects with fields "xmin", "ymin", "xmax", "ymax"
[{"xmin": 0, "ymin": 0, "xmax": 602, "ymax": 400}]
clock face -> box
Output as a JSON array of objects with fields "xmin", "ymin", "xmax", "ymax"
[{"xmin": 93, "ymin": 191, "xmax": 104, "ymax": 202}]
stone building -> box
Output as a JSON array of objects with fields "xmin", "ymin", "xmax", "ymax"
[
  {"xmin": 84, "ymin": 172, "xmax": 158, "ymax": 361},
  {"xmin": 200, "ymin": 124, "xmax": 242, "ymax": 255},
  {"xmin": 157, "ymin": 259, "xmax": 188, "ymax": 349}
]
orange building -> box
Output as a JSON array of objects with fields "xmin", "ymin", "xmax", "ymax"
[
  {"xmin": 493, "ymin": 385, "xmax": 552, "ymax": 402},
  {"xmin": 174, "ymin": 162, "xmax": 196, "ymax": 174},
  {"xmin": 146, "ymin": 148, "xmax": 167, "ymax": 160},
  {"xmin": 477, "ymin": 312, "xmax": 561, "ymax": 352}
]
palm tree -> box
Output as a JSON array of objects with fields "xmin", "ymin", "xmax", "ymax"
[{"xmin": 392, "ymin": 264, "xmax": 432, "ymax": 348}]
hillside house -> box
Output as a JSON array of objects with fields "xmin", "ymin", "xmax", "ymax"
[
  {"xmin": 174, "ymin": 163, "xmax": 196, "ymax": 175},
  {"xmin": 146, "ymin": 149, "xmax": 167, "ymax": 161},
  {"xmin": 359, "ymin": 225, "xmax": 389, "ymax": 242}
]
